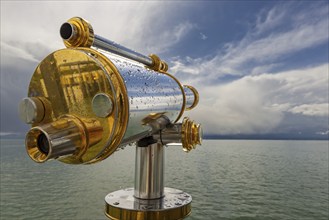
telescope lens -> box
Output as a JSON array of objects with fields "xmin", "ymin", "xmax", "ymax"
[
  {"xmin": 60, "ymin": 23, "xmax": 73, "ymax": 40},
  {"xmin": 37, "ymin": 133, "xmax": 50, "ymax": 155}
]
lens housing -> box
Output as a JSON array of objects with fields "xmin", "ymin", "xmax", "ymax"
[{"xmin": 37, "ymin": 133, "xmax": 50, "ymax": 155}]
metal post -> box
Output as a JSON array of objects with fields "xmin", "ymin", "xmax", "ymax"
[
  {"xmin": 134, "ymin": 142, "xmax": 164, "ymax": 199},
  {"xmin": 104, "ymin": 139, "xmax": 192, "ymax": 220}
]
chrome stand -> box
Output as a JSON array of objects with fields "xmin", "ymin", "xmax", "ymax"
[{"xmin": 105, "ymin": 138, "xmax": 192, "ymax": 220}]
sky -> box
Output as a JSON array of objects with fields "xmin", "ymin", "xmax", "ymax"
[{"xmin": 1, "ymin": 1, "xmax": 328, "ymax": 139}]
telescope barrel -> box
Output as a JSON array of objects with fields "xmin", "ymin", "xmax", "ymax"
[{"xmin": 60, "ymin": 19, "xmax": 154, "ymax": 67}]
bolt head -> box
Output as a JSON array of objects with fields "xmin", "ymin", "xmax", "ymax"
[{"xmin": 19, "ymin": 97, "xmax": 45, "ymax": 124}]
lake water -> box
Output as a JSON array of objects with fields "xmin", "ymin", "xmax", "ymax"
[{"xmin": 0, "ymin": 139, "xmax": 328, "ymax": 220}]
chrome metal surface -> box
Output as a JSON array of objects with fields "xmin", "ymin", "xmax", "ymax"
[
  {"xmin": 134, "ymin": 143, "xmax": 164, "ymax": 199},
  {"xmin": 19, "ymin": 97, "xmax": 45, "ymax": 124},
  {"xmin": 156, "ymin": 124, "xmax": 183, "ymax": 145},
  {"xmin": 100, "ymin": 51, "xmax": 184, "ymax": 141},
  {"xmin": 92, "ymin": 93, "xmax": 113, "ymax": 118},
  {"xmin": 25, "ymin": 117, "xmax": 84, "ymax": 162},
  {"xmin": 105, "ymin": 187, "xmax": 192, "ymax": 220},
  {"xmin": 94, "ymin": 35, "xmax": 153, "ymax": 66}
]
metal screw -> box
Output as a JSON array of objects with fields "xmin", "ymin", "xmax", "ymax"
[{"xmin": 92, "ymin": 93, "xmax": 113, "ymax": 118}]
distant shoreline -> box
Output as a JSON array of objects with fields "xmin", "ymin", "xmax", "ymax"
[
  {"xmin": 1, "ymin": 135, "xmax": 328, "ymax": 141},
  {"xmin": 204, "ymin": 135, "xmax": 328, "ymax": 141}
]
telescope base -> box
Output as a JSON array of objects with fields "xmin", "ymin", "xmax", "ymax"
[{"xmin": 105, "ymin": 187, "xmax": 192, "ymax": 220}]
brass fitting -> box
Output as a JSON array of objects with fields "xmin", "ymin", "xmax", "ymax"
[
  {"xmin": 154, "ymin": 117, "xmax": 202, "ymax": 152},
  {"xmin": 184, "ymin": 85, "xmax": 199, "ymax": 111},
  {"xmin": 181, "ymin": 117, "xmax": 202, "ymax": 152},
  {"xmin": 149, "ymin": 54, "xmax": 168, "ymax": 73},
  {"xmin": 60, "ymin": 17, "xmax": 94, "ymax": 48}
]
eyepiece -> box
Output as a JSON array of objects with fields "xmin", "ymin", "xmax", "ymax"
[
  {"xmin": 26, "ymin": 128, "xmax": 51, "ymax": 163},
  {"xmin": 60, "ymin": 22, "xmax": 74, "ymax": 40},
  {"xmin": 61, "ymin": 17, "xmax": 94, "ymax": 48},
  {"xmin": 25, "ymin": 117, "xmax": 86, "ymax": 163},
  {"xmin": 37, "ymin": 133, "xmax": 50, "ymax": 155}
]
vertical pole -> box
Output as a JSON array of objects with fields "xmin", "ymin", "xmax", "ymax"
[{"xmin": 134, "ymin": 142, "xmax": 164, "ymax": 199}]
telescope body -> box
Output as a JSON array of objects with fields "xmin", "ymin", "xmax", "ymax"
[
  {"xmin": 19, "ymin": 16, "xmax": 202, "ymax": 220},
  {"xmin": 24, "ymin": 47, "xmax": 198, "ymax": 164}
]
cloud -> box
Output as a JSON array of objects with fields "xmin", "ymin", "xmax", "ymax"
[
  {"xmin": 316, "ymin": 130, "xmax": 329, "ymax": 135},
  {"xmin": 200, "ymin": 33, "xmax": 207, "ymax": 40},
  {"xmin": 1, "ymin": 2, "xmax": 196, "ymax": 58},
  {"xmin": 171, "ymin": 2, "xmax": 328, "ymax": 135},
  {"xmin": 0, "ymin": 132, "xmax": 20, "ymax": 136},
  {"xmin": 289, "ymin": 104, "xmax": 328, "ymax": 117},
  {"xmin": 0, "ymin": 1, "xmax": 197, "ymax": 133},
  {"xmin": 170, "ymin": 2, "xmax": 329, "ymax": 84},
  {"xmin": 145, "ymin": 21, "xmax": 197, "ymax": 53},
  {"xmin": 185, "ymin": 64, "xmax": 328, "ymax": 135},
  {"xmin": 0, "ymin": 1, "xmax": 328, "ymax": 137}
]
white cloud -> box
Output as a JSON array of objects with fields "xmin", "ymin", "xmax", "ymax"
[
  {"xmin": 1, "ymin": 41, "xmax": 39, "ymax": 64},
  {"xmin": 170, "ymin": 3, "xmax": 329, "ymax": 83},
  {"xmin": 1, "ymin": 1, "xmax": 328, "ymax": 136},
  {"xmin": 0, "ymin": 132, "xmax": 19, "ymax": 136},
  {"xmin": 200, "ymin": 32, "xmax": 207, "ymax": 40},
  {"xmin": 316, "ymin": 130, "xmax": 329, "ymax": 135},
  {"xmin": 171, "ymin": 3, "xmax": 328, "ymax": 135},
  {"xmin": 289, "ymin": 104, "xmax": 328, "ymax": 116},
  {"xmin": 185, "ymin": 64, "xmax": 328, "ymax": 135},
  {"xmin": 0, "ymin": 2, "xmax": 196, "ymax": 63},
  {"xmin": 146, "ymin": 22, "xmax": 197, "ymax": 53}
]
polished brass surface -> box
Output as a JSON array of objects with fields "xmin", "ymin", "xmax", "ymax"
[
  {"xmin": 148, "ymin": 54, "xmax": 168, "ymax": 73},
  {"xmin": 62, "ymin": 17, "xmax": 94, "ymax": 48},
  {"xmin": 184, "ymin": 85, "xmax": 199, "ymax": 111},
  {"xmin": 26, "ymin": 48, "xmax": 128, "ymax": 164},
  {"xmin": 105, "ymin": 188, "xmax": 192, "ymax": 220},
  {"xmin": 181, "ymin": 117, "xmax": 202, "ymax": 152},
  {"xmin": 80, "ymin": 48, "xmax": 129, "ymax": 164}
]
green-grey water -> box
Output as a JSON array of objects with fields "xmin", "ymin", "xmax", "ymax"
[{"xmin": 0, "ymin": 139, "xmax": 328, "ymax": 220}]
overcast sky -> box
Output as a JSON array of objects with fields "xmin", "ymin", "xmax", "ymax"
[{"xmin": 1, "ymin": 1, "xmax": 328, "ymax": 138}]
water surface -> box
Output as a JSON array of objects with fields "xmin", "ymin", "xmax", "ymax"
[{"xmin": 1, "ymin": 139, "xmax": 328, "ymax": 219}]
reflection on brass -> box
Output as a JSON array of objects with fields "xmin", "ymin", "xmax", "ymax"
[
  {"xmin": 26, "ymin": 48, "xmax": 128, "ymax": 164},
  {"xmin": 80, "ymin": 48, "xmax": 129, "ymax": 164},
  {"xmin": 181, "ymin": 117, "xmax": 202, "ymax": 152}
]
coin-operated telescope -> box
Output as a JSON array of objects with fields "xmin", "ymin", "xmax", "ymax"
[{"xmin": 19, "ymin": 17, "xmax": 202, "ymax": 220}]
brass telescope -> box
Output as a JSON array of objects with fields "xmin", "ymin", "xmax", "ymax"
[{"xmin": 19, "ymin": 17, "xmax": 202, "ymax": 220}]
